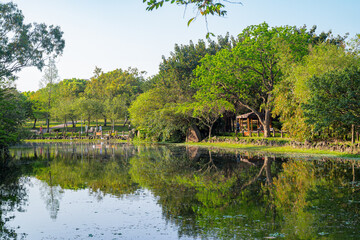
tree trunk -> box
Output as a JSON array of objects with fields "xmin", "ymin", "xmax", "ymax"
[
  {"xmin": 87, "ymin": 118, "xmax": 90, "ymax": 136},
  {"xmin": 33, "ymin": 118, "xmax": 37, "ymax": 129},
  {"xmin": 123, "ymin": 116, "xmax": 128, "ymax": 127},
  {"xmin": 112, "ymin": 119, "xmax": 115, "ymax": 132},
  {"xmin": 263, "ymin": 110, "xmax": 271, "ymax": 138},
  {"xmin": 72, "ymin": 119, "xmax": 76, "ymax": 128},
  {"xmin": 351, "ymin": 124, "xmax": 355, "ymax": 144},
  {"xmin": 264, "ymin": 156, "xmax": 273, "ymax": 185},
  {"xmin": 208, "ymin": 125, "xmax": 213, "ymax": 140},
  {"xmin": 46, "ymin": 115, "xmax": 50, "ymax": 133},
  {"xmin": 64, "ymin": 116, "xmax": 67, "ymax": 132},
  {"xmin": 104, "ymin": 118, "xmax": 107, "ymax": 127},
  {"xmin": 186, "ymin": 125, "xmax": 202, "ymax": 142}
]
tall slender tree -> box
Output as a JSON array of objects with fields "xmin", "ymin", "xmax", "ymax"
[{"xmin": 39, "ymin": 58, "xmax": 60, "ymax": 133}]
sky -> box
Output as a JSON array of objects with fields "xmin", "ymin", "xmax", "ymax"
[{"xmin": 7, "ymin": 0, "xmax": 360, "ymax": 92}]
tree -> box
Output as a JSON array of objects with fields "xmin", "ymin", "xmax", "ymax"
[
  {"xmin": 273, "ymin": 43, "xmax": 357, "ymax": 140},
  {"xmin": 104, "ymin": 96, "xmax": 127, "ymax": 132},
  {"xmin": 51, "ymin": 78, "xmax": 88, "ymax": 128},
  {"xmin": 129, "ymin": 88, "xmax": 187, "ymax": 141},
  {"xmin": 39, "ymin": 58, "xmax": 60, "ymax": 133},
  {"xmin": 178, "ymin": 98, "xmax": 234, "ymax": 139},
  {"xmin": 22, "ymin": 91, "xmax": 47, "ymax": 129},
  {"xmin": 75, "ymin": 97, "xmax": 104, "ymax": 131},
  {"xmin": 348, "ymin": 34, "xmax": 360, "ymax": 55},
  {"xmin": 84, "ymin": 67, "xmax": 144, "ymax": 127},
  {"xmin": 194, "ymin": 23, "xmax": 311, "ymax": 137},
  {"xmin": 0, "ymin": 2, "xmax": 65, "ymax": 82},
  {"xmin": 0, "ymin": 88, "xmax": 31, "ymax": 151},
  {"xmin": 303, "ymin": 66, "xmax": 360, "ymax": 142}
]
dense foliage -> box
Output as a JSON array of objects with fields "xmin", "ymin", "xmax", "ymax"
[
  {"xmin": 194, "ymin": 23, "xmax": 312, "ymax": 137},
  {"xmin": 304, "ymin": 66, "xmax": 360, "ymax": 138},
  {"xmin": 0, "ymin": 2, "xmax": 65, "ymax": 150},
  {"xmin": 0, "ymin": 88, "xmax": 31, "ymax": 150},
  {"xmin": 273, "ymin": 43, "xmax": 359, "ymax": 140},
  {"xmin": 0, "ymin": 2, "xmax": 64, "ymax": 82}
]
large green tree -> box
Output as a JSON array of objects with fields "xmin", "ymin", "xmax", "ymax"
[
  {"xmin": 51, "ymin": 78, "xmax": 88, "ymax": 128},
  {"xmin": 194, "ymin": 23, "xmax": 311, "ymax": 137},
  {"xmin": 22, "ymin": 90, "xmax": 47, "ymax": 129},
  {"xmin": 303, "ymin": 66, "xmax": 360, "ymax": 141},
  {"xmin": 75, "ymin": 97, "xmax": 104, "ymax": 129},
  {"xmin": 85, "ymin": 67, "xmax": 144, "ymax": 126},
  {"xmin": 0, "ymin": 2, "xmax": 64, "ymax": 82},
  {"xmin": 273, "ymin": 43, "xmax": 357, "ymax": 140}
]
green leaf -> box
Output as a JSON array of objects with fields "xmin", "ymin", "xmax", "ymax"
[
  {"xmin": 187, "ymin": 17, "xmax": 195, "ymax": 27},
  {"xmin": 206, "ymin": 32, "xmax": 215, "ymax": 39}
]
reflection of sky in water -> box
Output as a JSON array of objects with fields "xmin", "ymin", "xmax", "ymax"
[{"xmin": 9, "ymin": 177, "xmax": 194, "ymax": 240}]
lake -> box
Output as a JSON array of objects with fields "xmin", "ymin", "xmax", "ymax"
[{"xmin": 1, "ymin": 142, "xmax": 360, "ymax": 239}]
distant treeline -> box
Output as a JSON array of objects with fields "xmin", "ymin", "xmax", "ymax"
[{"xmin": 2, "ymin": 22, "xmax": 360, "ymax": 150}]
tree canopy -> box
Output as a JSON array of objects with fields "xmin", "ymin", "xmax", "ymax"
[
  {"xmin": 303, "ymin": 66, "xmax": 360, "ymax": 136},
  {"xmin": 273, "ymin": 43, "xmax": 358, "ymax": 140},
  {"xmin": 0, "ymin": 2, "xmax": 65, "ymax": 82},
  {"xmin": 193, "ymin": 23, "xmax": 311, "ymax": 137}
]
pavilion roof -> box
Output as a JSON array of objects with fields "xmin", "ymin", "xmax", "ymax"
[{"xmin": 236, "ymin": 112, "xmax": 263, "ymax": 119}]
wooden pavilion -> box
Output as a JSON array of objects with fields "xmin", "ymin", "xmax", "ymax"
[{"xmin": 236, "ymin": 112, "xmax": 271, "ymax": 136}]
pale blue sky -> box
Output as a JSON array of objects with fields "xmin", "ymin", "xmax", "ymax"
[{"xmin": 9, "ymin": 0, "xmax": 360, "ymax": 92}]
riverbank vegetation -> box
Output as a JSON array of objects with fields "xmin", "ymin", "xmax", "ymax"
[{"xmin": 1, "ymin": 2, "xmax": 360, "ymax": 154}]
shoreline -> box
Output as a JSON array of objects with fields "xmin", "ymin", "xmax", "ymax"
[
  {"xmin": 23, "ymin": 137, "xmax": 360, "ymax": 159},
  {"xmin": 183, "ymin": 142, "xmax": 360, "ymax": 159}
]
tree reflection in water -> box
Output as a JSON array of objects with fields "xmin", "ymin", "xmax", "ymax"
[
  {"xmin": 129, "ymin": 147, "xmax": 279, "ymax": 239},
  {"xmin": 0, "ymin": 159, "xmax": 29, "ymax": 239},
  {"xmin": 2, "ymin": 142, "xmax": 360, "ymax": 239}
]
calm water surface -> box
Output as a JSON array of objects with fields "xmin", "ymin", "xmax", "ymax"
[{"xmin": 1, "ymin": 142, "xmax": 360, "ymax": 239}]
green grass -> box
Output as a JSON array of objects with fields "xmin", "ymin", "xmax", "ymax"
[
  {"xmin": 23, "ymin": 119, "xmax": 131, "ymax": 140},
  {"xmin": 24, "ymin": 120, "xmax": 64, "ymax": 129},
  {"xmin": 24, "ymin": 119, "xmax": 130, "ymax": 132},
  {"xmin": 24, "ymin": 139, "xmax": 128, "ymax": 143},
  {"xmin": 185, "ymin": 142, "xmax": 360, "ymax": 159}
]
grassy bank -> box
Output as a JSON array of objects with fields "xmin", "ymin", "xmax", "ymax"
[
  {"xmin": 185, "ymin": 142, "xmax": 360, "ymax": 159},
  {"xmin": 24, "ymin": 139, "xmax": 128, "ymax": 143}
]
